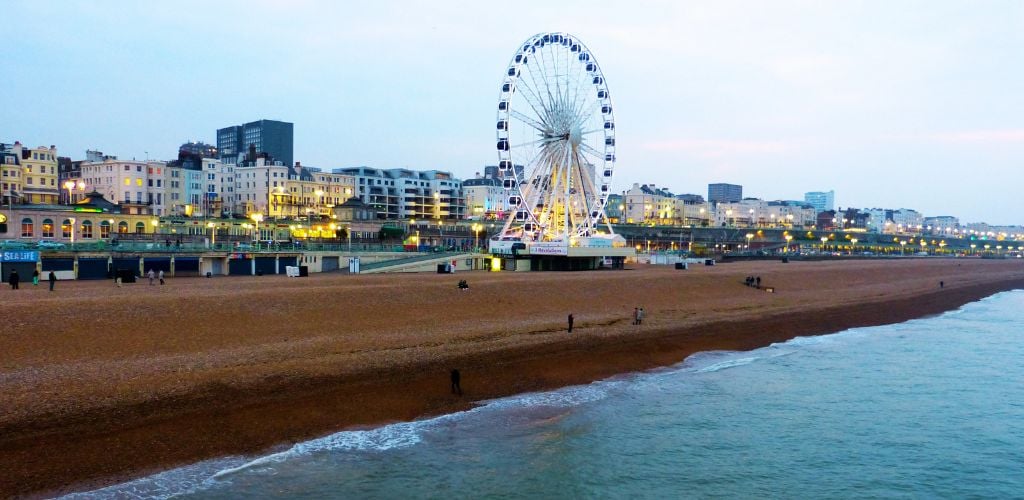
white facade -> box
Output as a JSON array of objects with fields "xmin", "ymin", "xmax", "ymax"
[
  {"xmin": 463, "ymin": 178, "xmax": 505, "ymax": 219},
  {"xmin": 79, "ymin": 159, "xmax": 170, "ymax": 214},
  {"xmin": 712, "ymin": 200, "xmax": 817, "ymax": 228},
  {"xmin": 864, "ymin": 208, "xmax": 924, "ymax": 233},
  {"xmin": 335, "ymin": 167, "xmax": 465, "ymax": 220}
]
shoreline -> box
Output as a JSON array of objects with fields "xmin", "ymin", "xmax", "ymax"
[{"xmin": 2, "ymin": 260, "xmax": 1022, "ymax": 497}]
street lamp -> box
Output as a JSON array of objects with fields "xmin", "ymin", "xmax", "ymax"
[
  {"xmin": 900, "ymin": 240, "xmax": 907, "ymax": 255},
  {"xmin": 68, "ymin": 217, "xmax": 76, "ymax": 249},
  {"xmin": 472, "ymin": 223, "xmax": 482, "ymax": 250},
  {"xmin": 250, "ymin": 212, "xmax": 264, "ymax": 250},
  {"xmin": 207, "ymin": 222, "xmax": 216, "ymax": 249},
  {"xmin": 745, "ymin": 233, "xmax": 754, "ymax": 250},
  {"xmin": 785, "ymin": 234, "xmax": 793, "ymax": 252},
  {"xmin": 64, "ymin": 180, "xmax": 75, "ymax": 205},
  {"xmin": 851, "ymin": 238, "xmax": 858, "ymax": 255},
  {"xmin": 820, "ymin": 236, "xmax": 828, "ymax": 252}
]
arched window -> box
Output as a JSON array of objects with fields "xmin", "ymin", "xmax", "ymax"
[
  {"xmin": 100, "ymin": 220, "xmax": 111, "ymax": 239},
  {"xmin": 21, "ymin": 218, "xmax": 33, "ymax": 237},
  {"xmin": 135, "ymin": 222, "xmax": 145, "ymax": 234},
  {"xmin": 42, "ymin": 218, "xmax": 54, "ymax": 238},
  {"xmin": 118, "ymin": 221, "xmax": 129, "ymax": 234},
  {"xmin": 62, "ymin": 219, "xmax": 72, "ymax": 238},
  {"xmin": 81, "ymin": 220, "xmax": 93, "ymax": 239}
]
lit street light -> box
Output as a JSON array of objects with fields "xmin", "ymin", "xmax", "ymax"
[
  {"xmin": 472, "ymin": 223, "xmax": 482, "ymax": 250},
  {"xmin": 207, "ymin": 222, "xmax": 216, "ymax": 249},
  {"xmin": 250, "ymin": 213, "xmax": 264, "ymax": 250}
]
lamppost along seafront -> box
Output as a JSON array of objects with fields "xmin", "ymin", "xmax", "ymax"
[{"xmin": 251, "ymin": 213, "xmax": 264, "ymax": 250}]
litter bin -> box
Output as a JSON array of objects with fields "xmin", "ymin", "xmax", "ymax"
[
  {"xmin": 674, "ymin": 262, "xmax": 688, "ymax": 270},
  {"xmin": 437, "ymin": 264, "xmax": 447, "ymax": 274},
  {"xmin": 781, "ymin": 257, "xmax": 789, "ymax": 263},
  {"xmin": 298, "ymin": 265, "xmax": 309, "ymax": 277},
  {"xmin": 704, "ymin": 259, "xmax": 715, "ymax": 266}
]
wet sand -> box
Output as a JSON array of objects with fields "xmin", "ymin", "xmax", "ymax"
[{"xmin": 1, "ymin": 258, "xmax": 1022, "ymax": 497}]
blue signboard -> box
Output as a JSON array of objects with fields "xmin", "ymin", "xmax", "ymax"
[{"xmin": 1, "ymin": 250, "xmax": 39, "ymax": 262}]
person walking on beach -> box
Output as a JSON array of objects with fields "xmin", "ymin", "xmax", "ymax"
[
  {"xmin": 32, "ymin": 269, "xmax": 39, "ymax": 286},
  {"xmin": 568, "ymin": 313, "xmax": 574, "ymax": 333},
  {"xmin": 158, "ymin": 270, "xmax": 165, "ymax": 285},
  {"xmin": 637, "ymin": 307, "xmax": 645, "ymax": 325},
  {"xmin": 147, "ymin": 269, "xmax": 155, "ymax": 285},
  {"xmin": 940, "ymin": 281, "xmax": 944, "ymax": 289},
  {"xmin": 9, "ymin": 270, "xmax": 19, "ymax": 290},
  {"xmin": 633, "ymin": 307, "xmax": 640, "ymax": 325},
  {"xmin": 450, "ymin": 369, "xmax": 462, "ymax": 396},
  {"xmin": 756, "ymin": 276, "xmax": 761, "ymax": 288},
  {"xmin": 48, "ymin": 270, "xmax": 56, "ymax": 291}
]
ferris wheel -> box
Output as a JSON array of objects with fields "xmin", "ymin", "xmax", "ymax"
[{"xmin": 495, "ymin": 32, "xmax": 616, "ymax": 243}]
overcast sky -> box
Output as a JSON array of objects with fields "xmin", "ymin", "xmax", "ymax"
[{"xmin": 4, "ymin": 1, "xmax": 1022, "ymax": 223}]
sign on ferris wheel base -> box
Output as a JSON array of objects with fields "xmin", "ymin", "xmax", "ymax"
[{"xmin": 528, "ymin": 242, "xmax": 568, "ymax": 256}]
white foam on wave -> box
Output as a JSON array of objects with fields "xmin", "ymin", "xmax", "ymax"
[
  {"xmin": 694, "ymin": 356, "xmax": 759, "ymax": 373},
  {"xmin": 60, "ymin": 456, "xmax": 249, "ymax": 500},
  {"xmin": 213, "ymin": 383, "xmax": 614, "ymax": 481}
]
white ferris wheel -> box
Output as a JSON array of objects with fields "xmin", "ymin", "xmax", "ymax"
[{"xmin": 495, "ymin": 32, "xmax": 616, "ymax": 243}]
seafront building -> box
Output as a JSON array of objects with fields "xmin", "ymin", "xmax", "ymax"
[
  {"xmin": 804, "ymin": 190, "xmax": 835, "ymax": 213},
  {"xmin": 334, "ymin": 167, "xmax": 466, "ymax": 220},
  {"xmin": 217, "ymin": 119, "xmax": 294, "ymax": 167},
  {"xmin": 1, "ymin": 142, "xmax": 60, "ymax": 205},
  {"xmin": 708, "ymin": 183, "xmax": 742, "ymax": 204}
]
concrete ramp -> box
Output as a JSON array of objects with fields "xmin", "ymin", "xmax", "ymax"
[{"xmin": 359, "ymin": 253, "xmax": 481, "ymax": 274}]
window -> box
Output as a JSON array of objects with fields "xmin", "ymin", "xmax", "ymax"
[
  {"xmin": 62, "ymin": 219, "xmax": 72, "ymax": 238},
  {"xmin": 136, "ymin": 165, "xmax": 142, "ymax": 172},
  {"xmin": 124, "ymin": 178, "xmax": 130, "ymax": 186},
  {"xmin": 135, "ymin": 222, "xmax": 145, "ymax": 234},
  {"xmin": 21, "ymin": 218, "xmax": 33, "ymax": 237},
  {"xmin": 125, "ymin": 165, "xmax": 130, "ymax": 171},
  {"xmin": 118, "ymin": 221, "xmax": 129, "ymax": 233},
  {"xmin": 100, "ymin": 220, "xmax": 111, "ymax": 239},
  {"xmin": 42, "ymin": 219, "xmax": 54, "ymax": 238},
  {"xmin": 81, "ymin": 220, "xmax": 93, "ymax": 239},
  {"xmin": 136, "ymin": 178, "xmax": 143, "ymax": 187}
]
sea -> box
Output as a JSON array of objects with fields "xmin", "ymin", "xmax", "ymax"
[{"xmin": 68, "ymin": 290, "xmax": 1024, "ymax": 499}]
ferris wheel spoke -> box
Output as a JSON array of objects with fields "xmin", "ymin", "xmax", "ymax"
[
  {"xmin": 514, "ymin": 79, "xmax": 551, "ymax": 128},
  {"xmin": 509, "ymin": 110, "xmax": 549, "ymax": 133},
  {"xmin": 577, "ymin": 142, "xmax": 604, "ymax": 160}
]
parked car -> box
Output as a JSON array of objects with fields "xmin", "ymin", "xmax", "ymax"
[
  {"xmin": 37, "ymin": 239, "xmax": 66, "ymax": 249},
  {"xmin": 0, "ymin": 240, "xmax": 31, "ymax": 249}
]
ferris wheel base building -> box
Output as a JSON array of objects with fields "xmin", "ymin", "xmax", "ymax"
[{"xmin": 489, "ymin": 236, "xmax": 635, "ymax": 272}]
